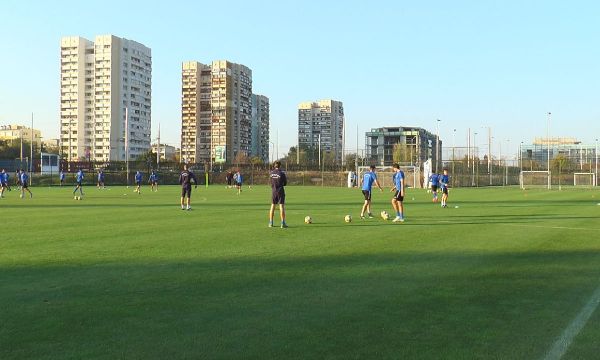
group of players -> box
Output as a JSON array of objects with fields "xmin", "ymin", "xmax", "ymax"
[
  {"xmin": 2, "ymin": 162, "xmax": 449, "ymax": 228},
  {"xmin": 0, "ymin": 168, "xmax": 33, "ymax": 199},
  {"xmin": 357, "ymin": 165, "xmax": 452, "ymax": 224},
  {"xmin": 428, "ymin": 169, "xmax": 450, "ymax": 207}
]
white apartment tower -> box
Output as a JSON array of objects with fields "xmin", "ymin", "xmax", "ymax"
[
  {"xmin": 181, "ymin": 60, "xmax": 252, "ymax": 165},
  {"xmin": 298, "ymin": 99, "xmax": 344, "ymax": 162},
  {"xmin": 251, "ymin": 94, "xmax": 270, "ymax": 163},
  {"xmin": 60, "ymin": 35, "xmax": 152, "ymax": 162}
]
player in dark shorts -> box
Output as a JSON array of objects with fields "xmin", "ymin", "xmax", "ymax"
[
  {"xmin": 19, "ymin": 169, "xmax": 33, "ymax": 198},
  {"xmin": 179, "ymin": 164, "xmax": 198, "ymax": 210},
  {"xmin": 440, "ymin": 168, "xmax": 450, "ymax": 208},
  {"xmin": 429, "ymin": 172, "xmax": 440, "ymax": 202},
  {"xmin": 225, "ymin": 171, "xmax": 233, "ymax": 188},
  {"xmin": 360, "ymin": 165, "xmax": 383, "ymax": 219},
  {"xmin": 269, "ymin": 161, "xmax": 288, "ymax": 228},
  {"xmin": 390, "ymin": 163, "xmax": 405, "ymax": 222}
]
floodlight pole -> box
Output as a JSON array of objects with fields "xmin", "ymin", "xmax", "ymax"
[
  {"xmin": 473, "ymin": 132, "xmax": 478, "ymax": 186},
  {"xmin": 436, "ymin": 119, "xmax": 441, "ymax": 173},
  {"xmin": 452, "ymin": 129, "xmax": 456, "ymax": 177},
  {"xmin": 546, "ymin": 112, "xmax": 551, "ymax": 189},
  {"xmin": 505, "ymin": 139, "xmax": 509, "ymax": 186},
  {"xmin": 595, "ymin": 138, "xmax": 598, "ymax": 186},
  {"xmin": 519, "ymin": 141, "xmax": 523, "ymax": 173},
  {"xmin": 125, "ymin": 107, "xmax": 129, "ymax": 187}
]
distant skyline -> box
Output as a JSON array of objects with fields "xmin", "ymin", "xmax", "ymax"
[{"xmin": 1, "ymin": 0, "xmax": 599, "ymax": 160}]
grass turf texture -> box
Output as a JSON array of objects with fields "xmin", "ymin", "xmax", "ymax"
[{"xmin": 1, "ymin": 185, "xmax": 600, "ymax": 359}]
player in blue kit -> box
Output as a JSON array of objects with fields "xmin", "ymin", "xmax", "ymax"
[
  {"xmin": 73, "ymin": 168, "xmax": 84, "ymax": 199},
  {"xmin": 97, "ymin": 170, "xmax": 105, "ymax": 189},
  {"xmin": 440, "ymin": 168, "xmax": 450, "ymax": 208},
  {"xmin": 20, "ymin": 169, "xmax": 33, "ymax": 199},
  {"xmin": 59, "ymin": 171, "xmax": 65, "ymax": 186},
  {"xmin": 360, "ymin": 165, "xmax": 383, "ymax": 219},
  {"xmin": 1, "ymin": 169, "xmax": 11, "ymax": 197},
  {"xmin": 149, "ymin": 170, "xmax": 158, "ymax": 192},
  {"xmin": 233, "ymin": 170, "xmax": 243, "ymax": 195},
  {"xmin": 134, "ymin": 171, "xmax": 142, "ymax": 194},
  {"xmin": 429, "ymin": 172, "xmax": 440, "ymax": 202},
  {"xmin": 179, "ymin": 164, "xmax": 198, "ymax": 210},
  {"xmin": 269, "ymin": 161, "xmax": 287, "ymax": 228},
  {"xmin": 390, "ymin": 163, "xmax": 405, "ymax": 222}
]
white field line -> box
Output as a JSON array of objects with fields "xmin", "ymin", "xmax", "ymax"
[
  {"xmin": 543, "ymin": 283, "xmax": 600, "ymax": 360},
  {"xmin": 503, "ymin": 224, "xmax": 600, "ymax": 232},
  {"xmin": 437, "ymin": 220, "xmax": 597, "ymax": 232}
]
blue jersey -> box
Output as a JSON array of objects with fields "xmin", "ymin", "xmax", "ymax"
[
  {"xmin": 440, "ymin": 174, "xmax": 449, "ymax": 188},
  {"xmin": 76, "ymin": 171, "xmax": 84, "ymax": 183},
  {"xmin": 430, "ymin": 173, "xmax": 440, "ymax": 186},
  {"xmin": 98, "ymin": 172, "xmax": 104, "ymax": 181},
  {"xmin": 394, "ymin": 171, "xmax": 405, "ymax": 190},
  {"xmin": 150, "ymin": 173, "xmax": 157, "ymax": 182},
  {"xmin": 60, "ymin": 172, "xmax": 65, "ymax": 180},
  {"xmin": 235, "ymin": 173, "xmax": 243, "ymax": 183},
  {"xmin": 2, "ymin": 173, "xmax": 8, "ymax": 183},
  {"xmin": 135, "ymin": 173, "xmax": 142, "ymax": 182},
  {"xmin": 20, "ymin": 172, "xmax": 29, "ymax": 184},
  {"xmin": 362, "ymin": 172, "xmax": 377, "ymax": 191}
]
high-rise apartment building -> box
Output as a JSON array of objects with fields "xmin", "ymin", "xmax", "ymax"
[
  {"xmin": 181, "ymin": 61, "xmax": 211, "ymax": 163},
  {"xmin": 60, "ymin": 35, "xmax": 152, "ymax": 162},
  {"xmin": 298, "ymin": 99, "xmax": 344, "ymax": 162},
  {"xmin": 251, "ymin": 94, "xmax": 270, "ymax": 163},
  {"xmin": 181, "ymin": 60, "xmax": 253, "ymax": 165}
]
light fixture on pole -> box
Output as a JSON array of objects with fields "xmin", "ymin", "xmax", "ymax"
[
  {"xmin": 595, "ymin": 138, "xmax": 598, "ymax": 186},
  {"xmin": 436, "ymin": 119, "xmax": 441, "ymax": 173},
  {"xmin": 547, "ymin": 112, "xmax": 551, "ymax": 189}
]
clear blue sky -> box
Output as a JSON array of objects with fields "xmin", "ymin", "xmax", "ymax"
[{"xmin": 1, "ymin": 0, "xmax": 599, "ymax": 159}]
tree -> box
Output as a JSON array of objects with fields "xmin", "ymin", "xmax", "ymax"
[
  {"xmin": 233, "ymin": 151, "xmax": 249, "ymax": 166},
  {"xmin": 392, "ymin": 143, "xmax": 412, "ymax": 164}
]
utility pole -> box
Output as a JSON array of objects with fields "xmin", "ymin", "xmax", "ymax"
[
  {"xmin": 547, "ymin": 112, "xmax": 551, "ymax": 189},
  {"xmin": 157, "ymin": 123, "xmax": 160, "ymax": 168},
  {"xmin": 125, "ymin": 107, "xmax": 129, "ymax": 187},
  {"xmin": 30, "ymin": 113, "xmax": 34, "ymax": 174},
  {"xmin": 436, "ymin": 119, "xmax": 441, "ymax": 173}
]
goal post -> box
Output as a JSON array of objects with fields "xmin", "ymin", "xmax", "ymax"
[
  {"xmin": 357, "ymin": 165, "xmax": 421, "ymax": 189},
  {"xmin": 520, "ymin": 170, "xmax": 551, "ymax": 190},
  {"xmin": 573, "ymin": 172, "xmax": 596, "ymax": 187}
]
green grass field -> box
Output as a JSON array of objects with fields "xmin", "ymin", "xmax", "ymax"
[{"xmin": 1, "ymin": 184, "xmax": 599, "ymax": 359}]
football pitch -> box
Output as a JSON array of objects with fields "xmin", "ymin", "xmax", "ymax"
[{"xmin": 1, "ymin": 185, "xmax": 599, "ymax": 359}]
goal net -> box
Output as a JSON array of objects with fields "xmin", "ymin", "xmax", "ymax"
[
  {"xmin": 573, "ymin": 172, "xmax": 596, "ymax": 187},
  {"xmin": 520, "ymin": 171, "xmax": 551, "ymax": 190},
  {"xmin": 358, "ymin": 166, "xmax": 421, "ymax": 188}
]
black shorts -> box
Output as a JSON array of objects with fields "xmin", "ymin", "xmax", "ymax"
[
  {"xmin": 236, "ymin": 182, "xmax": 242, "ymax": 187},
  {"xmin": 136, "ymin": 181, "xmax": 141, "ymax": 186},
  {"xmin": 442, "ymin": 186, "xmax": 448, "ymax": 195},
  {"xmin": 227, "ymin": 179, "xmax": 232, "ymax": 185},
  {"xmin": 22, "ymin": 182, "xmax": 29, "ymax": 189},
  {"xmin": 393, "ymin": 191, "xmax": 404, "ymax": 202},
  {"xmin": 151, "ymin": 181, "xmax": 158, "ymax": 185},
  {"xmin": 362, "ymin": 190, "xmax": 372, "ymax": 201},
  {"xmin": 272, "ymin": 190, "xmax": 285, "ymax": 204},
  {"xmin": 431, "ymin": 185, "xmax": 438, "ymax": 192},
  {"xmin": 181, "ymin": 185, "xmax": 192, "ymax": 198},
  {"xmin": 76, "ymin": 181, "xmax": 82, "ymax": 186}
]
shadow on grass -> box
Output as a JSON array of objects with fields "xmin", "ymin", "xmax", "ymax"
[{"xmin": 1, "ymin": 250, "xmax": 600, "ymax": 360}]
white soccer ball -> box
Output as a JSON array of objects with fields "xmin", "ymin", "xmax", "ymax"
[
  {"xmin": 380, "ymin": 210, "xmax": 390, "ymax": 220},
  {"xmin": 344, "ymin": 214, "xmax": 352, "ymax": 223},
  {"xmin": 304, "ymin": 216, "xmax": 312, "ymax": 224}
]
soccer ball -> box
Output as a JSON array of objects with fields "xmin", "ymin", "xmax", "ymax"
[
  {"xmin": 74, "ymin": 196, "xmax": 78, "ymax": 200},
  {"xmin": 380, "ymin": 210, "xmax": 390, "ymax": 220},
  {"xmin": 304, "ymin": 216, "xmax": 312, "ymax": 224},
  {"xmin": 344, "ymin": 215, "xmax": 352, "ymax": 223}
]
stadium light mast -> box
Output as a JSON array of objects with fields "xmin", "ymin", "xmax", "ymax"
[
  {"xmin": 547, "ymin": 112, "xmax": 551, "ymax": 189},
  {"xmin": 505, "ymin": 139, "xmax": 510, "ymax": 186},
  {"xmin": 125, "ymin": 107, "xmax": 129, "ymax": 188},
  {"xmin": 31, "ymin": 113, "xmax": 34, "ymax": 174},
  {"xmin": 436, "ymin": 119, "xmax": 441, "ymax": 173},
  {"xmin": 473, "ymin": 131, "xmax": 478, "ymax": 186},
  {"xmin": 519, "ymin": 141, "xmax": 524, "ymax": 173},
  {"xmin": 594, "ymin": 139, "xmax": 598, "ymax": 186}
]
